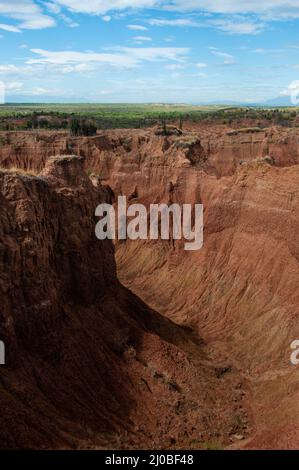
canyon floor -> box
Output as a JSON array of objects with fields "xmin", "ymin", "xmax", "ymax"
[{"xmin": 0, "ymin": 122, "xmax": 299, "ymax": 449}]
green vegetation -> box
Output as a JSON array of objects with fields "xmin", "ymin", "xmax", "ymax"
[
  {"xmin": 70, "ymin": 117, "xmax": 97, "ymax": 136},
  {"xmin": 0, "ymin": 103, "xmax": 229, "ymax": 130},
  {"xmin": 0, "ymin": 103, "xmax": 298, "ymax": 131}
]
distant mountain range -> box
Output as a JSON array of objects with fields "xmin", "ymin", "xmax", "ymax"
[{"xmin": 260, "ymin": 96, "xmax": 295, "ymax": 107}]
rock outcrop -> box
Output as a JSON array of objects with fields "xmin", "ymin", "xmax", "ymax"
[{"xmin": 1, "ymin": 125, "xmax": 299, "ymax": 180}]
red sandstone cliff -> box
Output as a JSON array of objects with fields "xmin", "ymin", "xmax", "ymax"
[
  {"xmin": 1, "ymin": 124, "xmax": 299, "ymax": 449},
  {"xmin": 1, "ymin": 125, "xmax": 299, "ymax": 180},
  {"xmin": 0, "ymin": 155, "xmax": 246, "ymax": 450}
]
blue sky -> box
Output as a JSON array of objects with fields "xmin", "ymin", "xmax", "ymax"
[{"xmin": 0, "ymin": 1, "xmax": 299, "ymax": 103}]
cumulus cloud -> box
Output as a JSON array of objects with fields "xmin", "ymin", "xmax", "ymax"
[
  {"xmin": 52, "ymin": 0, "xmax": 299, "ymax": 18},
  {"xmin": 0, "ymin": 64, "xmax": 35, "ymax": 74},
  {"xmin": 54, "ymin": 0, "xmax": 157, "ymax": 15},
  {"xmin": 0, "ymin": 0, "xmax": 55, "ymax": 30},
  {"xmin": 2, "ymin": 0, "xmax": 297, "ymax": 35}
]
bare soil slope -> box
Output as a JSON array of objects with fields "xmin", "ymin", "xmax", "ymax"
[
  {"xmin": 1, "ymin": 124, "xmax": 299, "ymax": 449},
  {"xmin": 0, "ymin": 154, "xmax": 247, "ymax": 450}
]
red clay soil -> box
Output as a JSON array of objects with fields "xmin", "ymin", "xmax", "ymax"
[
  {"xmin": 1, "ymin": 124, "xmax": 299, "ymax": 449},
  {"xmin": 0, "ymin": 154, "xmax": 250, "ymax": 450}
]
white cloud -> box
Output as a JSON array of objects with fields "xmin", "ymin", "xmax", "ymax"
[
  {"xmin": 0, "ymin": 64, "xmax": 20, "ymax": 74},
  {"xmin": 5, "ymin": 85, "xmax": 66, "ymax": 97},
  {"xmin": 44, "ymin": 2, "xmax": 61, "ymax": 14},
  {"xmin": 148, "ymin": 18, "xmax": 201, "ymax": 27},
  {"xmin": 252, "ymin": 47, "xmax": 284, "ymax": 54},
  {"xmin": 0, "ymin": 61, "xmax": 95, "ymax": 82},
  {"xmin": 27, "ymin": 47, "xmax": 189, "ymax": 69},
  {"xmin": 5, "ymin": 81, "xmax": 24, "ymax": 91},
  {"xmin": 127, "ymin": 24, "xmax": 148, "ymax": 30},
  {"xmin": 253, "ymin": 48, "xmax": 266, "ymax": 53},
  {"xmin": 28, "ymin": 48, "xmax": 139, "ymax": 68},
  {"xmin": 51, "ymin": 0, "xmax": 299, "ymax": 19},
  {"xmin": 0, "ymin": 1, "xmax": 55, "ymax": 30},
  {"xmin": 196, "ymin": 62, "xmax": 207, "ymax": 68},
  {"xmin": 116, "ymin": 46, "xmax": 189, "ymax": 62},
  {"xmin": 133, "ymin": 35, "xmax": 152, "ymax": 42},
  {"xmin": 210, "ymin": 18, "xmax": 266, "ymax": 35},
  {"xmin": 24, "ymin": 86, "xmax": 60, "ymax": 95},
  {"xmin": 165, "ymin": 63, "xmax": 184, "ymax": 70},
  {"xmin": 59, "ymin": 12, "xmax": 79, "ymax": 27},
  {"xmin": 165, "ymin": 0, "xmax": 299, "ymax": 18},
  {"xmin": 210, "ymin": 49, "xmax": 235, "ymax": 64},
  {"xmin": 148, "ymin": 15, "xmax": 265, "ymax": 35},
  {"xmin": 1, "ymin": 0, "xmax": 297, "ymax": 37},
  {"xmin": 0, "ymin": 23, "xmax": 21, "ymax": 32},
  {"xmin": 54, "ymin": 0, "xmax": 157, "ymax": 15},
  {"xmin": 19, "ymin": 15, "xmax": 55, "ymax": 29},
  {"xmin": 0, "ymin": 63, "xmax": 38, "ymax": 77}
]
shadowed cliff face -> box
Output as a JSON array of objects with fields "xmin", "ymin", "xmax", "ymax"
[
  {"xmin": 1, "ymin": 125, "xmax": 299, "ymax": 449},
  {"xmin": 0, "ymin": 155, "xmax": 248, "ymax": 450}
]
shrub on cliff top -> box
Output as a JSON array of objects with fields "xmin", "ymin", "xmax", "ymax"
[{"xmin": 70, "ymin": 117, "xmax": 97, "ymax": 137}]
